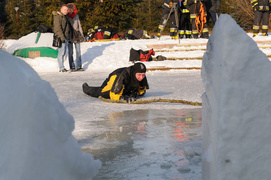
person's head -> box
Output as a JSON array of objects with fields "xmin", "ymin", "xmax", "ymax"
[
  {"xmin": 67, "ymin": 3, "xmax": 75, "ymax": 14},
  {"xmin": 131, "ymin": 63, "xmax": 146, "ymax": 82},
  {"xmin": 60, "ymin": 4, "xmax": 68, "ymax": 15}
]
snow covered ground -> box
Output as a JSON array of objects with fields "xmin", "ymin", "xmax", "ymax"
[{"xmin": 2, "ymin": 14, "xmax": 271, "ymax": 179}]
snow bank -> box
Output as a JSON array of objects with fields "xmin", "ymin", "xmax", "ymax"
[
  {"xmin": 0, "ymin": 50, "xmax": 101, "ymax": 180},
  {"xmin": 201, "ymin": 14, "xmax": 271, "ymax": 180}
]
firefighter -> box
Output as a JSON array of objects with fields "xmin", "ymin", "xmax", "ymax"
[
  {"xmin": 157, "ymin": 0, "xmax": 180, "ymax": 39},
  {"xmin": 179, "ymin": 0, "xmax": 192, "ymax": 38},
  {"xmin": 184, "ymin": 0, "xmax": 209, "ymax": 39},
  {"xmin": 82, "ymin": 63, "xmax": 149, "ymax": 103},
  {"xmin": 251, "ymin": 0, "xmax": 271, "ymax": 37},
  {"xmin": 206, "ymin": 0, "xmax": 221, "ymax": 26}
]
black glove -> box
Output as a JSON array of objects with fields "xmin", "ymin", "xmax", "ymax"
[
  {"xmin": 120, "ymin": 95, "xmax": 137, "ymax": 104},
  {"xmin": 131, "ymin": 91, "xmax": 140, "ymax": 98}
]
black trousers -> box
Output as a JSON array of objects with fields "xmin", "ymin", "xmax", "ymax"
[
  {"xmin": 179, "ymin": 12, "xmax": 192, "ymax": 38},
  {"xmin": 82, "ymin": 79, "xmax": 110, "ymax": 99},
  {"xmin": 253, "ymin": 11, "xmax": 269, "ymax": 34}
]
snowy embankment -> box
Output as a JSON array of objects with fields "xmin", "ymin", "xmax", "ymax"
[
  {"xmin": 202, "ymin": 14, "xmax": 271, "ymax": 180},
  {"xmin": 0, "ymin": 50, "xmax": 101, "ymax": 179}
]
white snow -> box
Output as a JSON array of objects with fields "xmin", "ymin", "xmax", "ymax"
[
  {"xmin": 1, "ymin": 13, "xmax": 271, "ymax": 179},
  {"xmin": 202, "ymin": 14, "xmax": 271, "ymax": 180},
  {"xmin": 0, "ymin": 50, "xmax": 101, "ymax": 180}
]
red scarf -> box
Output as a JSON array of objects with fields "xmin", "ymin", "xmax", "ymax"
[{"xmin": 67, "ymin": 5, "xmax": 77, "ymax": 19}]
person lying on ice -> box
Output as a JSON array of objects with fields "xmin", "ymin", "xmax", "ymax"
[{"xmin": 82, "ymin": 62, "xmax": 149, "ymax": 103}]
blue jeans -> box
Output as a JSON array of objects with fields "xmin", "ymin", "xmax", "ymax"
[
  {"xmin": 68, "ymin": 42, "xmax": 82, "ymax": 70},
  {"xmin": 57, "ymin": 40, "xmax": 68, "ymax": 70}
]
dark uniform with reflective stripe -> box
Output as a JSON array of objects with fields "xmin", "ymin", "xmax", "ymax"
[
  {"xmin": 251, "ymin": 0, "xmax": 271, "ymax": 36},
  {"xmin": 179, "ymin": 1, "xmax": 192, "ymax": 38},
  {"xmin": 184, "ymin": 0, "xmax": 209, "ymax": 38},
  {"xmin": 157, "ymin": 0, "xmax": 180, "ymax": 39},
  {"xmin": 82, "ymin": 65, "xmax": 149, "ymax": 100}
]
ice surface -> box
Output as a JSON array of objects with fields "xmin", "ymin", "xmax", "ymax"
[
  {"xmin": 202, "ymin": 14, "xmax": 271, "ymax": 180},
  {"xmin": 0, "ymin": 50, "xmax": 101, "ymax": 180}
]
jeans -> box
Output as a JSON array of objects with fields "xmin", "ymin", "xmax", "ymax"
[
  {"xmin": 57, "ymin": 40, "xmax": 68, "ymax": 70},
  {"xmin": 68, "ymin": 42, "xmax": 82, "ymax": 70}
]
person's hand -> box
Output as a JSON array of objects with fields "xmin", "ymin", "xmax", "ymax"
[
  {"xmin": 131, "ymin": 91, "xmax": 140, "ymax": 98},
  {"xmin": 120, "ymin": 95, "xmax": 137, "ymax": 104}
]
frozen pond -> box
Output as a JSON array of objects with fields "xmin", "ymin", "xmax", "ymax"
[
  {"xmin": 82, "ymin": 108, "xmax": 202, "ymax": 180},
  {"xmin": 39, "ymin": 70, "xmax": 204, "ymax": 179}
]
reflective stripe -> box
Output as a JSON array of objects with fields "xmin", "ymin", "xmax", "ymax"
[
  {"xmin": 104, "ymin": 31, "xmax": 111, "ymax": 36},
  {"xmin": 186, "ymin": 31, "xmax": 192, "ymax": 35},
  {"xmin": 170, "ymin": 28, "xmax": 177, "ymax": 32},
  {"xmin": 262, "ymin": 25, "xmax": 269, "ymax": 29},
  {"xmin": 182, "ymin": 9, "xmax": 189, "ymax": 13},
  {"xmin": 259, "ymin": 6, "xmax": 263, "ymax": 10},
  {"xmin": 159, "ymin": 25, "xmax": 164, "ymax": 30},
  {"xmin": 190, "ymin": 14, "xmax": 196, "ymax": 18},
  {"xmin": 128, "ymin": 30, "xmax": 133, "ymax": 34},
  {"xmin": 179, "ymin": 30, "xmax": 185, "ymax": 35},
  {"xmin": 253, "ymin": 25, "xmax": 260, "ymax": 30},
  {"xmin": 192, "ymin": 30, "xmax": 198, "ymax": 34},
  {"xmin": 202, "ymin": 28, "xmax": 209, "ymax": 33}
]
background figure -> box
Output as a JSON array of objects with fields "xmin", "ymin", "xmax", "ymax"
[
  {"xmin": 206, "ymin": 0, "xmax": 221, "ymax": 26},
  {"xmin": 124, "ymin": 28, "xmax": 151, "ymax": 39},
  {"xmin": 52, "ymin": 4, "xmax": 71, "ymax": 72},
  {"xmin": 157, "ymin": 0, "xmax": 179, "ymax": 39},
  {"xmin": 184, "ymin": 0, "xmax": 209, "ymax": 39},
  {"xmin": 67, "ymin": 3, "xmax": 84, "ymax": 72},
  {"xmin": 82, "ymin": 63, "xmax": 149, "ymax": 103},
  {"xmin": 251, "ymin": 0, "xmax": 270, "ymax": 37},
  {"xmin": 179, "ymin": 0, "xmax": 192, "ymax": 38}
]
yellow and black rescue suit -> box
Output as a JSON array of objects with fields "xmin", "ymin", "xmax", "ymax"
[{"xmin": 82, "ymin": 63, "xmax": 149, "ymax": 100}]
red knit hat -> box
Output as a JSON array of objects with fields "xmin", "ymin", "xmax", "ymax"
[{"xmin": 67, "ymin": 3, "xmax": 77, "ymax": 18}]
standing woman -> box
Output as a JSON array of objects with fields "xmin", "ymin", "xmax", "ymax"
[{"xmin": 67, "ymin": 3, "xmax": 84, "ymax": 71}]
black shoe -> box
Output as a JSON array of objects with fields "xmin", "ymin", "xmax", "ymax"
[
  {"xmin": 156, "ymin": 55, "xmax": 167, "ymax": 61},
  {"xmin": 82, "ymin": 83, "xmax": 89, "ymax": 94}
]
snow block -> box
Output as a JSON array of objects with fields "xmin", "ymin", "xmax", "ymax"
[
  {"xmin": 201, "ymin": 14, "xmax": 271, "ymax": 180},
  {"xmin": 0, "ymin": 50, "xmax": 101, "ymax": 180}
]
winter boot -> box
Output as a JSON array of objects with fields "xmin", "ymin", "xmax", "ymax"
[{"xmin": 156, "ymin": 55, "xmax": 167, "ymax": 61}]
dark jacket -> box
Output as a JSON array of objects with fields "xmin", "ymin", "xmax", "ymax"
[
  {"xmin": 206, "ymin": 0, "xmax": 221, "ymax": 12},
  {"xmin": 100, "ymin": 66, "xmax": 149, "ymax": 100},
  {"xmin": 52, "ymin": 11, "xmax": 71, "ymax": 42},
  {"xmin": 251, "ymin": 0, "xmax": 270, "ymax": 11}
]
